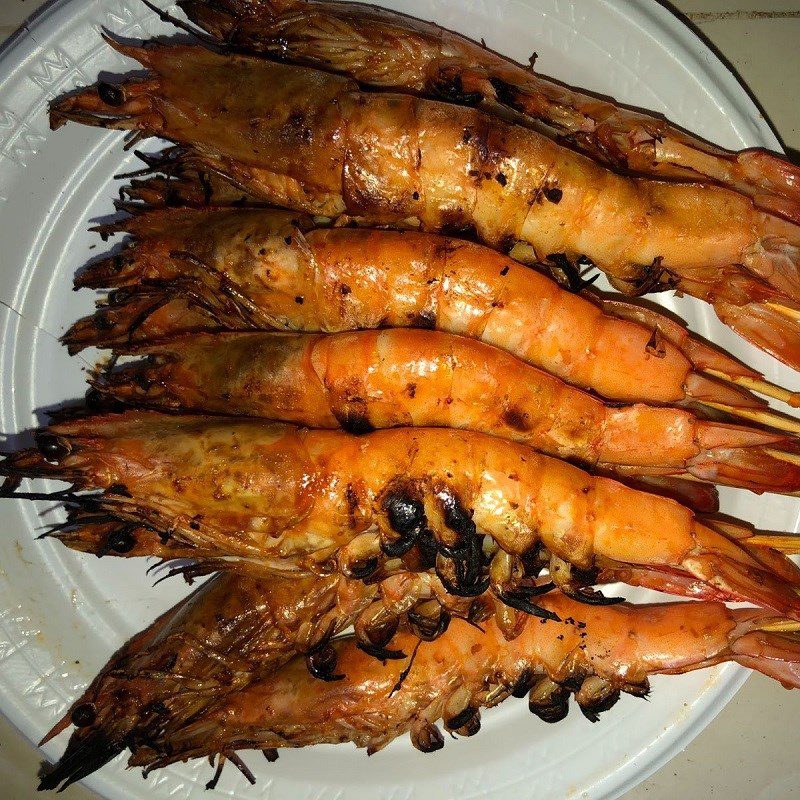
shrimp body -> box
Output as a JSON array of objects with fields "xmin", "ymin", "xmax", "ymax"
[
  {"xmin": 100, "ymin": 328, "xmax": 800, "ymax": 494},
  {"xmin": 51, "ymin": 43, "xmax": 800, "ymax": 365},
  {"xmin": 5, "ymin": 411, "xmax": 799, "ymax": 615},
  {"xmin": 179, "ymin": 0, "xmax": 800, "ymax": 223},
  {"xmin": 67, "ymin": 208, "xmax": 759, "ymax": 409},
  {"xmin": 42, "ymin": 593, "xmax": 800, "ymax": 787}
]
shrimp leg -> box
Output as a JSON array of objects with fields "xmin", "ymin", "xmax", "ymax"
[
  {"xmin": 40, "ymin": 593, "xmax": 800, "ymax": 789},
  {"xmin": 49, "ymin": 42, "xmax": 800, "ymax": 368},
  {"xmin": 177, "ymin": 0, "xmax": 800, "ymax": 224},
  {"xmin": 95, "ymin": 329, "xmax": 800, "ymax": 495},
  {"xmin": 4, "ymin": 411, "xmax": 800, "ymax": 616}
]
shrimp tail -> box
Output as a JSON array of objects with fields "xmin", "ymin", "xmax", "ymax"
[
  {"xmin": 732, "ymin": 630, "xmax": 800, "ymax": 689},
  {"xmin": 714, "ymin": 298, "xmax": 800, "ymax": 372},
  {"xmin": 686, "ymin": 525, "xmax": 800, "ymax": 618},
  {"xmin": 686, "ymin": 421, "xmax": 800, "ymax": 493}
]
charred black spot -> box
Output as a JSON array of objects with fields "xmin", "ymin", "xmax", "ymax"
[
  {"xmin": 97, "ymin": 81, "xmax": 124, "ymax": 107},
  {"xmin": 94, "ymin": 313, "xmax": 114, "ymax": 330},
  {"xmin": 406, "ymin": 382, "xmax": 417, "ymax": 398},
  {"xmin": 415, "ymin": 530, "xmax": 438, "ymax": 569},
  {"xmin": 70, "ymin": 703, "xmax": 97, "ymax": 728},
  {"xmin": 294, "ymin": 295, "xmax": 304, "ymax": 304},
  {"xmin": 107, "ymin": 528, "xmax": 136, "ymax": 554},
  {"xmin": 446, "ymin": 705, "xmax": 478, "ymax": 730},
  {"xmin": 498, "ymin": 234, "xmax": 518, "ymax": 254},
  {"xmin": 489, "ymin": 76, "xmax": 521, "ymax": 109},
  {"xmin": 412, "ymin": 191, "xmax": 420, "ymax": 201},
  {"xmin": 432, "ymin": 72, "xmax": 484, "ymax": 106},
  {"xmin": 337, "ymin": 408, "xmax": 375, "ymax": 435},
  {"xmin": 348, "ymin": 556, "xmax": 379, "ymax": 580},
  {"xmin": 544, "ymin": 187, "xmax": 563, "ymax": 204},
  {"xmin": 143, "ymin": 700, "xmax": 169, "ymax": 717},
  {"xmin": 495, "ymin": 172, "xmax": 507, "ymax": 187},
  {"xmin": 35, "ymin": 432, "xmax": 71, "ymax": 463},
  {"xmin": 511, "ymin": 668, "xmax": 535, "ymax": 698},
  {"xmin": 502, "ymin": 406, "xmax": 530, "ymax": 432},
  {"xmin": 384, "ymin": 493, "xmax": 426, "ymax": 536},
  {"xmin": 412, "ymin": 722, "xmax": 445, "ymax": 753},
  {"xmin": 500, "ymin": 264, "xmax": 510, "ymax": 276},
  {"xmin": 284, "ymin": 236, "xmax": 293, "ymax": 246},
  {"xmin": 438, "ymin": 489, "xmax": 476, "ymax": 539},
  {"xmin": 460, "ymin": 125, "xmax": 490, "ymax": 163},
  {"xmin": 578, "ymin": 689, "xmax": 620, "ymax": 723},
  {"xmin": 529, "ymin": 696, "xmax": 569, "ymax": 723},
  {"xmin": 408, "ymin": 309, "xmax": 437, "ymax": 329},
  {"xmin": 339, "ymin": 284, "xmax": 352, "ymax": 295}
]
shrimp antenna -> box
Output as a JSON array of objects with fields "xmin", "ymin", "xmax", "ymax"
[{"xmin": 138, "ymin": 0, "xmax": 223, "ymax": 47}]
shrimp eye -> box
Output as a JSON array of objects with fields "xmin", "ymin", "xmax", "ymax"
[
  {"xmin": 107, "ymin": 528, "xmax": 136, "ymax": 554},
  {"xmin": 35, "ymin": 432, "xmax": 71, "ymax": 463},
  {"xmin": 97, "ymin": 81, "xmax": 125, "ymax": 107},
  {"xmin": 70, "ymin": 703, "xmax": 96, "ymax": 727},
  {"xmin": 305, "ymin": 644, "xmax": 344, "ymax": 682}
]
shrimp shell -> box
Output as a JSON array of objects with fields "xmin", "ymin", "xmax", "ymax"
[
  {"xmin": 96, "ymin": 328, "xmax": 800, "ymax": 495},
  {"xmin": 49, "ymin": 42, "xmax": 800, "ymax": 367},
  {"xmin": 178, "ymin": 0, "xmax": 800, "ymax": 224},
  {"xmin": 66, "ymin": 207, "xmax": 763, "ymax": 410},
  {"xmin": 41, "ymin": 592, "xmax": 800, "ymax": 788},
  {"xmin": 4, "ymin": 411, "xmax": 800, "ymax": 616}
]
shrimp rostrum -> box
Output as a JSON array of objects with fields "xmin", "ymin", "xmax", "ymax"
[
  {"xmin": 4, "ymin": 411, "xmax": 800, "ymax": 618},
  {"xmin": 178, "ymin": 0, "xmax": 800, "ymax": 224},
  {"xmin": 50, "ymin": 41, "xmax": 800, "ymax": 368},
  {"xmin": 96, "ymin": 328, "xmax": 800, "ymax": 496},
  {"xmin": 66, "ymin": 207, "xmax": 798, "ymax": 423},
  {"xmin": 41, "ymin": 591, "xmax": 800, "ymax": 789}
]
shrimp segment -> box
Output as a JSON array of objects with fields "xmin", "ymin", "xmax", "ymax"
[
  {"xmin": 40, "ymin": 593, "xmax": 800, "ymax": 788},
  {"xmin": 4, "ymin": 411, "xmax": 800, "ymax": 615},
  {"xmin": 178, "ymin": 0, "xmax": 800, "ymax": 224},
  {"xmin": 65, "ymin": 207, "xmax": 766, "ymax": 412},
  {"xmin": 50, "ymin": 42, "xmax": 800, "ymax": 366},
  {"xmin": 97, "ymin": 329, "xmax": 800, "ymax": 495}
]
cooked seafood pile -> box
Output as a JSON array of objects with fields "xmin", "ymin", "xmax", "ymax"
[{"xmin": 5, "ymin": 0, "xmax": 800, "ymax": 791}]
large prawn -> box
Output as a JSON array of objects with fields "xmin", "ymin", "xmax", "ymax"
[
  {"xmin": 64, "ymin": 208, "xmax": 799, "ymax": 427},
  {"xmin": 95, "ymin": 328, "xmax": 800, "ymax": 496},
  {"xmin": 50, "ymin": 41, "xmax": 800, "ymax": 367},
  {"xmin": 176, "ymin": 0, "xmax": 800, "ymax": 224},
  {"xmin": 4, "ymin": 411, "xmax": 800, "ymax": 617},
  {"xmin": 40, "ymin": 590, "xmax": 800, "ymax": 789}
]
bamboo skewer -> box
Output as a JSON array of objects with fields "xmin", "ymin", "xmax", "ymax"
[
  {"xmin": 701, "ymin": 402, "xmax": 800, "ymax": 436},
  {"xmin": 705, "ymin": 369, "xmax": 800, "ymax": 408},
  {"xmin": 747, "ymin": 535, "xmax": 800, "ymax": 553},
  {"xmin": 766, "ymin": 302, "xmax": 800, "ymax": 323},
  {"xmin": 757, "ymin": 620, "xmax": 800, "ymax": 634}
]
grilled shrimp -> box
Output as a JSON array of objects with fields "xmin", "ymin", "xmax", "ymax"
[
  {"xmin": 4, "ymin": 411, "xmax": 800, "ymax": 616},
  {"xmin": 50, "ymin": 42, "xmax": 800, "ymax": 367},
  {"xmin": 39, "ymin": 571, "xmax": 367, "ymax": 781},
  {"xmin": 96, "ymin": 328, "xmax": 800, "ymax": 495},
  {"xmin": 178, "ymin": 0, "xmax": 800, "ymax": 224},
  {"xmin": 40, "ymin": 594, "xmax": 800, "ymax": 788},
  {"xmin": 66, "ymin": 207, "xmax": 787, "ymax": 418}
]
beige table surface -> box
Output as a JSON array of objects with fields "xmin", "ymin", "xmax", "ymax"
[{"xmin": 1, "ymin": 0, "xmax": 799, "ymax": 798}]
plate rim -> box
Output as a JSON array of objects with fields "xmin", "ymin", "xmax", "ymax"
[{"xmin": 0, "ymin": 0, "xmax": 785, "ymax": 798}]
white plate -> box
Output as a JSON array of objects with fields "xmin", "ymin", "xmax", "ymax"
[{"xmin": 0, "ymin": 1, "xmax": 796, "ymax": 799}]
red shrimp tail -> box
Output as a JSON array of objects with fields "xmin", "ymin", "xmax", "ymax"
[
  {"xmin": 684, "ymin": 551, "xmax": 800, "ymax": 618},
  {"xmin": 713, "ymin": 298, "xmax": 800, "ymax": 371},
  {"xmin": 732, "ymin": 631, "xmax": 800, "ymax": 689},
  {"xmin": 687, "ymin": 423, "xmax": 800, "ymax": 493}
]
